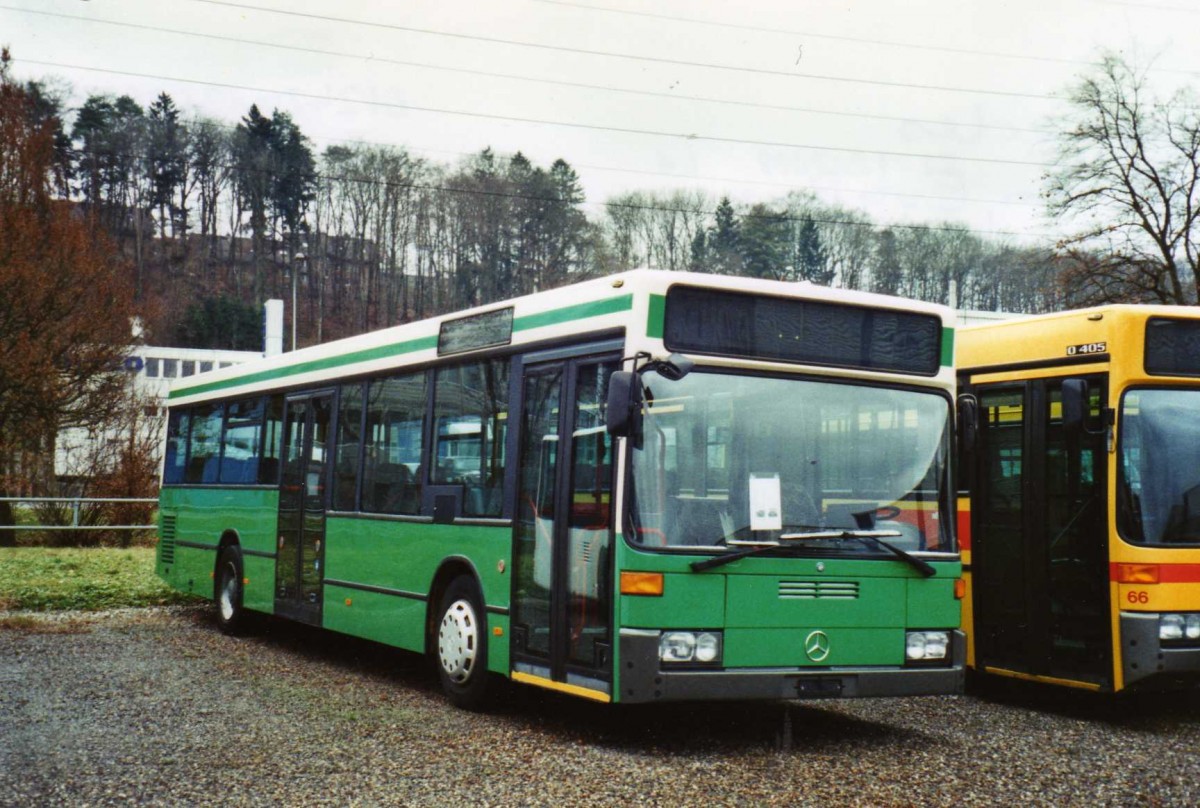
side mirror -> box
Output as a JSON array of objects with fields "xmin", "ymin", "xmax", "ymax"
[
  {"xmin": 957, "ymin": 394, "xmax": 979, "ymax": 454},
  {"xmin": 1062, "ymin": 378, "xmax": 1089, "ymax": 439},
  {"xmin": 658, "ymin": 352, "xmax": 695, "ymax": 381},
  {"xmin": 1062, "ymin": 377, "xmax": 1110, "ymax": 439},
  {"xmin": 606, "ymin": 353, "xmax": 693, "ymax": 444},
  {"xmin": 606, "ymin": 370, "xmax": 644, "ymax": 441}
]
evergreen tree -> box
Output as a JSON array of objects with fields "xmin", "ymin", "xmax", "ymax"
[
  {"xmin": 710, "ymin": 196, "xmax": 742, "ymax": 276},
  {"xmin": 795, "ymin": 215, "xmax": 832, "ymax": 284},
  {"xmin": 189, "ymin": 117, "xmax": 232, "ymax": 251},
  {"xmin": 178, "ymin": 297, "xmax": 263, "ymax": 350},
  {"xmin": 233, "ymin": 104, "xmax": 273, "ymax": 301},
  {"xmin": 872, "ymin": 228, "xmax": 903, "ymax": 295},
  {"xmin": 268, "ymin": 110, "xmax": 316, "ymax": 239},
  {"xmin": 740, "ymin": 203, "xmax": 790, "ymax": 280},
  {"xmin": 146, "ymin": 93, "xmax": 187, "ymax": 239},
  {"xmin": 71, "ymin": 95, "xmax": 117, "ymax": 220},
  {"xmin": 688, "ymin": 227, "xmax": 710, "ymax": 272},
  {"xmin": 22, "ymin": 80, "xmax": 70, "ymax": 196},
  {"xmin": 545, "ymin": 158, "xmax": 588, "ymax": 286}
]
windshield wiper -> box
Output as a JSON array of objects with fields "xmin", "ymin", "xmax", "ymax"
[
  {"xmin": 690, "ymin": 541, "xmax": 789, "ymax": 572},
  {"xmin": 690, "ymin": 529, "xmax": 937, "ymax": 577},
  {"xmin": 688, "ymin": 523, "xmax": 826, "ymax": 572},
  {"xmin": 785, "ymin": 530, "xmax": 937, "ymax": 578}
]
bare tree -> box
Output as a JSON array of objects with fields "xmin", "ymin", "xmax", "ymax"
[
  {"xmin": 785, "ymin": 196, "xmax": 874, "ymax": 291},
  {"xmin": 602, "ymin": 189, "xmax": 709, "ymax": 272},
  {"xmin": 0, "ymin": 51, "xmax": 139, "ymax": 538},
  {"xmin": 1046, "ymin": 53, "xmax": 1200, "ymax": 304}
]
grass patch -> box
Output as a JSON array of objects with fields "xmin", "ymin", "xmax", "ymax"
[
  {"xmin": 0, "ymin": 614, "xmax": 93, "ymax": 634},
  {"xmin": 0, "ymin": 547, "xmax": 201, "ymax": 612}
]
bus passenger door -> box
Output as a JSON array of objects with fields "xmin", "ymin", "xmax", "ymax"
[
  {"xmin": 511, "ymin": 350, "xmax": 619, "ymax": 698},
  {"xmin": 970, "ymin": 376, "xmax": 1110, "ymax": 687},
  {"xmin": 275, "ymin": 391, "xmax": 333, "ymax": 625}
]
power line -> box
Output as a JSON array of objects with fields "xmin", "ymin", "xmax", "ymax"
[
  {"xmin": 0, "ymin": 5, "xmax": 1050, "ymax": 136},
  {"xmin": 541, "ymin": 0, "xmax": 1200, "ymax": 79},
  {"xmin": 540, "ymin": 1, "xmax": 1200, "ymax": 84},
  {"xmin": 19, "ymin": 57, "xmax": 1055, "ymax": 170},
  {"xmin": 534, "ymin": 0, "xmax": 1112, "ymax": 72},
  {"xmin": 1088, "ymin": 0, "xmax": 1200, "ymax": 13},
  {"xmin": 190, "ymin": 115, "xmax": 1041, "ymax": 210},
  {"xmin": 59, "ymin": 118, "xmax": 1055, "ymax": 242},
  {"xmin": 182, "ymin": 0, "xmax": 1063, "ymax": 102}
]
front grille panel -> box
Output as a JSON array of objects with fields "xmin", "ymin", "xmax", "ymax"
[{"xmin": 778, "ymin": 580, "xmax": 859, "ymax": 600}]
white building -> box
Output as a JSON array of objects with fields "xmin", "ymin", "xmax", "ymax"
[{"xmin": 56, "ymin": 345, "xmax": 262, "ymax": 480}]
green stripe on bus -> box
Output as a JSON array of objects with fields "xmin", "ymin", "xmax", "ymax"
[
  {"xmin": 170, "ymin": 293, "xmax": 634, "ymax": 400},
  {"xmin": 647, "ymin": 294, "xmax": 665, "ymax": 339},
  {"xmin": 169, "ymin": 335, "xmax": 438, "ymax": 399},
  {"xmin": 512, "ymin": 293, "xmax": 632, "ymax": 333},
  {"xmin": 941, "ymin": 327, "xmax": 954, "ymax": 367}
]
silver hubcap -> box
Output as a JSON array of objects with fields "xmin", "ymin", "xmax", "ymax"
[
  {"xmin": 438, "ymin": 598, "xmax": 478, "ymax": 684},
  {"xmin": 219, "ymin": 561, "xmax": 238, "ymax": 622}
]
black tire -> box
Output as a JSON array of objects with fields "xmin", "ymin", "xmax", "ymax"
[
  {"xmin": 434, "ymin": 576, "xmax": 490, "ymax": 710},
  {"xmin": 214, "ymin": 545, "xmax": 247, "ymax": 636}
]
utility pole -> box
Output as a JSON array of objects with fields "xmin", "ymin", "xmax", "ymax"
[{"xmin": 291, "ymin": 251, "xmax": 306, "ymax": 351}]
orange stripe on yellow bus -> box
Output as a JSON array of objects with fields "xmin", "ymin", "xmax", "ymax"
[{"xmin": 1109, "ymin": 562, "xmax": 1200, "ymax": 583}]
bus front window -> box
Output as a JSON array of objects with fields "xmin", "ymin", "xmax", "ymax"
[
  {"xmin": 628, "ymin": 370, "xmax": 953, "ymax": 553},
  {"xmin": 1119, "ymin": 389, "xmax": 1200, "ymax": 545}
]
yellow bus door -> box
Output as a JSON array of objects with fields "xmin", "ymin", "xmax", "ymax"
[{"xmin": 969, "ymin": 376, "xmax": 1111, "ymax": 687}]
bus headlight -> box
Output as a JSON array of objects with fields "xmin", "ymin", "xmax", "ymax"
[
  {"xmin": 659, "ymin": 631, "xmax": 723, "ymax": 665},
  {"xmin": 1159, "ymin": 613, "xmax": 1200, "ymax": 644},
  {"xmin": 695, "ymin": 632, "xmax": 722, "ymax": 663},
  {"xmin": 905, "ymin": 631, "xmax": 950, "ymax": 663}
]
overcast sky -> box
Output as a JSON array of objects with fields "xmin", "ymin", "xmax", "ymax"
[{"xmin": 4, "ymin": 0, "xmax": 1200, "ymax": 244}]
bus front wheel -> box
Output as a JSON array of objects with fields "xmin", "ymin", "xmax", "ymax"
[
  {"xmin": 435, "ymin": 577, "xmax": 490, "ymax": 710},
  {"xmin": 215, "ymin": 545, "xmax": 247, "ymax": 635}
]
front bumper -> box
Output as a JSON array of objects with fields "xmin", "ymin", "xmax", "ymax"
[
  {"xmin": 1121, "ymin": 612, "xmax": 1200, "ymax": 690},
  {"xmin": 617, "ymin": 628, "xmax": 966, "ymax": 703}
]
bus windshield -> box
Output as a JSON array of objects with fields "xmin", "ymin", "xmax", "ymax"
[
  {"xmin": 1119, "ymin": 388, "xmax": 1200, "ymax": 545},
  {"xmin": 628, "ymin": 369, "xmax": 953, "ymax": 553}
]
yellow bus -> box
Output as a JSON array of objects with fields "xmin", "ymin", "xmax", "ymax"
[{"xmin": 958, "ymin": 306, "xmax": 1200, "ymax": 692}]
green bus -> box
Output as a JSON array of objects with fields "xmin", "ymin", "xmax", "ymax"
[{"xmin": 157, "ymin": 269, "xmax": 964, "ymax": 707}]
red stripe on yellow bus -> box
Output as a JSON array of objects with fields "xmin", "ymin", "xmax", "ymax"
[
  {"xmin": 956, "ymin": 503, "xmax": 971, "ymax": 552},
  {"xmin": 1108, "ymin": 562, "xmax": 1200, "ymax": 583}
]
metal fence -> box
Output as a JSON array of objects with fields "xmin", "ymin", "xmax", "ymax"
[{"xmin": 0, "ymin": 497, "xmax": 158, "ymax": 531}]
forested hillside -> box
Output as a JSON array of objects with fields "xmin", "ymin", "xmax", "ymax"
[{"xmin": 33, "ymin": 83, "xmax": 1071, "ymax": 351}]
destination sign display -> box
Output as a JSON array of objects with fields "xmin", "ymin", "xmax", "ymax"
[{"xmin": 438, "ymin": 307, "xmax": 514, "ymax": 356}]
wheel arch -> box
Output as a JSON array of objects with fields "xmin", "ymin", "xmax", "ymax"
[
  {"xmin": 425, "ymin": 555, "xmax": 485, "ymax": 656},
  {"xmin": 212, "ymin": 530, "xmax": 243, "ymax": 600}
]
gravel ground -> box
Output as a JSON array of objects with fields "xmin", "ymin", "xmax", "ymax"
[{"xmin": 2, "ymin": 606, "xmax": 1199, "ymax": 807}]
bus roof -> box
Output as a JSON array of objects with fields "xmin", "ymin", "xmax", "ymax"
[
  {"xmin": 169, "ymin": 268, "xmax": 953, "ymax": 407},
  {"xmin": 957, "ymin": 303, "xmax": 1200, "ymax": 374}
]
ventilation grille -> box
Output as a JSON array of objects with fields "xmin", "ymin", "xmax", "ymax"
[
  {"xmin": 159, "ymin": 514, "xmax": 176, "ymax": 564},
  {"xmin": 778, "ymin": 580, "xmax": 859, "ymax": 600}
]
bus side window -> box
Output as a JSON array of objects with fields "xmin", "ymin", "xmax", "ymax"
[
  {"xmin": 258, "ymin": 395, "xmax": 284, "ymax": 484},
  {"xmin": 333, "ymin": 383, "xmax": 364, "ymax": 511},
  {"xmin": 219, "ymin": 397, "xmax": 266, "ymax": 484},
  {"xmin": 185, "ymin": 402, "xmax": 224, "ymax": 484},
  {"xmin": 433, "ymin": 359, "xmax": 510, "ymax": 517},
  {"xmin": 362, "ymin": 371, "xmax": 426, "ymax": 515},
  {"xmin": 163, "ymin": 408, "xmax": 190, "ymax": 484}
]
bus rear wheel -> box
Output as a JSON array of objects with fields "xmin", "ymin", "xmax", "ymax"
[
  {"xmin": 435, "ymin": 577, "xmax": 490, "ymax": 710},
  {"xmin": 215, "ymin": 545, "xmax": 247, "ymax": 635}
]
